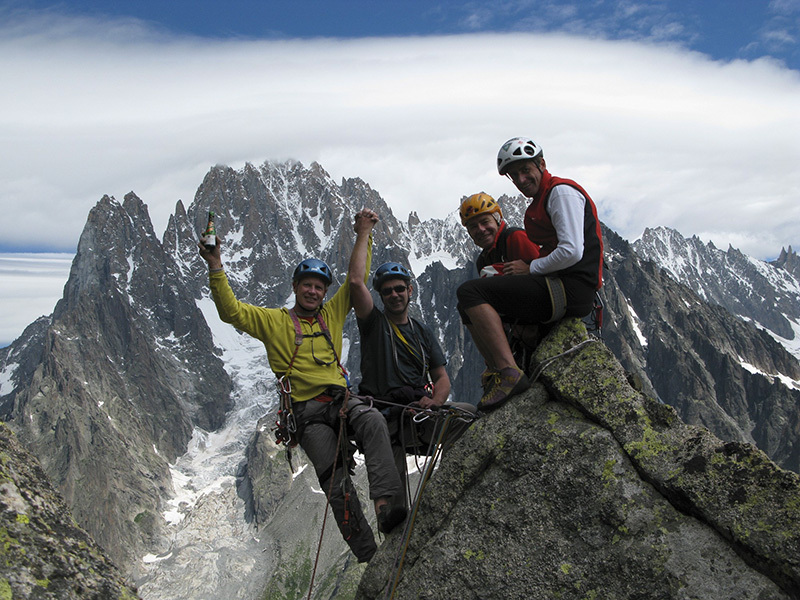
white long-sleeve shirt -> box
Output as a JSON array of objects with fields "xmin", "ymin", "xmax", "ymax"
[{"xmin": 529, "ymin": 185, "xmax": 586, "ymax": 276}]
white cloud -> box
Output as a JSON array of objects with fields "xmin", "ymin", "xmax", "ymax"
[
  {"xmin": 0, "ymin": 253, "xmax": 72, "ymax": 345},
  {"xmin": 0, "ymin": 11, "xmax": 798, "ymax": 267}
]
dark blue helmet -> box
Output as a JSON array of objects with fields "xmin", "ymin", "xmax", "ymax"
[
  {"xmin": 373, "ymin": 262, "xmax": 412, "ymax": 291},
  {"xmin": 293, "ymin": 258, "xmax": 333, "ymax": 286}
]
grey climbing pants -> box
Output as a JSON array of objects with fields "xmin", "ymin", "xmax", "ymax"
[{"xmin": 294, "ymin": 392, "xmax": 401, "ymax": 562}]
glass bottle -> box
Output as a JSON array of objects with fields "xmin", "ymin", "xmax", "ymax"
[{"xmin": 201, "ymin": 211, "xmax": 216, "ymax": 250}]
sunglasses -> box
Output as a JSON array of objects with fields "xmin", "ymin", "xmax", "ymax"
[
  {"xmin": 307, "ymin": 331, "xmax": 336, "ymax": 366},
  {"xmin": 380, "ymin": 284, "xmax": 408, "ymax": 297}
]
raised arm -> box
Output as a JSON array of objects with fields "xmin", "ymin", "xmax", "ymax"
[
  {"xmin": 349, "ymin": 208, "xmax": 379, "ymax": 319},
  {"xmin": 197, "ymin": 233, "xmax": 274, "ymax": 339}
]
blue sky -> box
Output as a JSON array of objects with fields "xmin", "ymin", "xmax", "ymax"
[
  {"xmin": 0, "ymin": 0, "xmax": 799, "ymax": 345},
  {"xmin": 10, "ymin": 0, "xmax": 799, "ymax": 68}
]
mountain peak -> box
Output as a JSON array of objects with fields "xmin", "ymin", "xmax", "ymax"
[{"xmin": 774, "ymin": 245, "xmax": 800, "ymax": 279}]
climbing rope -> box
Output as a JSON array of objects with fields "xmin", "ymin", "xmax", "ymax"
[
  {"xmin": 382, "ymin": 407, "xmax": 455, "ymax": 600},
  {"xmin": 529, "ymin": 338, "xmax": 597, "ymax": 384},
  {"xmin": 302, "ymin": 396, "xmax": 476, "ymax": 600}
]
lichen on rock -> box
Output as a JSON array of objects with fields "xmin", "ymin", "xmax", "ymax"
[{"xmin": 357, "ymin": 319, "xmax": 800, "ymax": 599}]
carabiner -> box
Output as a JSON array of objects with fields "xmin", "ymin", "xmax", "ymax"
[
  {"xmin": 412, "ymin": 409, "xmax": 432, "ymax": 424},
  {"xmin": 278, "ymin": 375, "xmax": 292, "ymax": 395}
]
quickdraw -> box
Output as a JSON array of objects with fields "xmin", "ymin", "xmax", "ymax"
[
  {"xmin": 274, "ymin": 374, "xmax": 299, "ymax": 470},
  {"xmin": 588, "ymin": 291, "xmax": 604, "ymax": 338}
]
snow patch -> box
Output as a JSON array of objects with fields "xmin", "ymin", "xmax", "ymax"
[
  {"xmin": 0, "ymin": 361, "xmax": 18, "ymax": 395},
  {"xmin": 739, "ymin": 356, "xmax": 800, "ymax": 391},
  {"xmin": 142, "ymin": 552, "xmax": 173, "ymax": 564},
  {"xmin": 626, "ymin": 300, "xmax": 648, "ymax": 348}
]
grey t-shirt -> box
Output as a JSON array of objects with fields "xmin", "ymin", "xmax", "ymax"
[{"xmin": 356, "ymin": 306, "xmax": 446, "ymax": 398}]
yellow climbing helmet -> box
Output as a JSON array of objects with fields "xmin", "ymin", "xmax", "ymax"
[{"xmin": 459, "ymin": 193, "xmax": 503, "ymax": 226}]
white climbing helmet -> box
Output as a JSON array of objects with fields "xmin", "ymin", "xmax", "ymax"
[{"xmin": 497, "ymin": 137, "xmax": 543, "ymax": 175}]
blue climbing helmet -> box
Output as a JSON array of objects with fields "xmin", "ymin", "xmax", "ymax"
[
  {"xmin": 372, "ymin": 262, "xmax": 412, "ymax": 291},
  {"xmin": 293, "ymin": 258, "xmax": 333, "ymax": 286}
]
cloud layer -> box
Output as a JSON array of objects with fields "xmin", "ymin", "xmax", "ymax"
[
  {"xmin": 1, "ymin": 10, "xmax": 799, "ymax": 265},
  {"xmin": 0, "ymin": 253, "xmax": 72, "ymax": 345}
]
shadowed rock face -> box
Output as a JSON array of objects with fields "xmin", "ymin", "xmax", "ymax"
[
  {"xmin": 600, "ymin": 224, "xmax": 800, "ymax": 474},
  {"xmin": 357, "ymin": 319, "xmax": 800, "ymax": 600},
  {"xmin": 0, "ymin": 422, "xmax": 141, "ymax": 600},
  {"xmin": 3, "ymin": 194, "xmax": 233, "ymax": 570}
]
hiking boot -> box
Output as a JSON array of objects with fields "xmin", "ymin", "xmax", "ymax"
[
  {"xmin": 377, "ymin": 503, "xmax": 407, "ymax": 534},
  {"xmin": 478, "ymin": 366, "xmax": 529, "ymax": 411}
]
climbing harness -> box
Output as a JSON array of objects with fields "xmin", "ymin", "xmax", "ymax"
[
  {"xmin": 272, "ymin": 309, "xmax": 349, "ymax": 472},
  {"xmin": 385, "ymin": 314, "xmax": 434, "ymax": 394},
  {"xmin": 270, "ymin": 312, "xmax": 364, "ymax": 600},
  {"xmin": 543, "ymin": 276, "xmax": 567, "ymax": 324}
]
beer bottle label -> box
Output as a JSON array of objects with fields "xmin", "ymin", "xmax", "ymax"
[{"xmin": 202, "ymin": 211, "xmax": 216, "ymax": 249}]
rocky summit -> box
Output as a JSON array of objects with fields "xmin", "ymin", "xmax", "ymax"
[{"xmin": 358, "ymin": 319, "xmax": 800, "ymax": 600}]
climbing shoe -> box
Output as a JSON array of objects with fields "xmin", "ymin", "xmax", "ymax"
[
  {"xmin": 480, "ymin": 369, "xmax": 497, "ymax": 393},
  {"xmin": 377, "ymin": 503, "xmax": 407, "ymax": 534},
  {"xmin": 478, "ymin": 366, "xmax": 530, "ymax": 411}
]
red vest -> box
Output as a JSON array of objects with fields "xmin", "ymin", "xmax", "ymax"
[{"xmin": 524, "ymin": 170, "xmax": 604, "ymax": 290}]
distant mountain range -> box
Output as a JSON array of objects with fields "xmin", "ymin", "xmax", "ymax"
[
  {"xmin": 0, "ymin": 159, "xmax": 797, "ymax": 598},
  {"xmin": 633, "ymin": 226, "xmax": 800, "ymax": 356}
]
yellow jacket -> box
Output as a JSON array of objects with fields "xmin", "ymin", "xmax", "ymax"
[{"xmin": 208, "ymin": 245, "xmax": 371, "ymax": 402}]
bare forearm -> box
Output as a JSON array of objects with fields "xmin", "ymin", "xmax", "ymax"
[
  {"xmin": 349, "ymin": 230, "xmax": 373, "ymax": 286},
  {"xmin": 349, "ymin": 209, "xmax": 378, "ymax": 317},
  {"xmin": 432, "ymin": 377, "xmax": 451, "ymax": 406}
]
